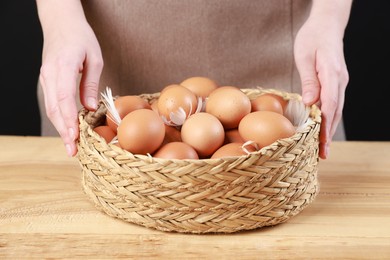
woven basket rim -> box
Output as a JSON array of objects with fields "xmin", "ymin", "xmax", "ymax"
[{"xmin": 78, "ymin": 87, "xmax": 321, "ymax": 163}]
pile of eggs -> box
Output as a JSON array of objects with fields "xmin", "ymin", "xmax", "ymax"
[{"xmin": 93, "ymin": 76, "xmax": 297, "ymax": 160}]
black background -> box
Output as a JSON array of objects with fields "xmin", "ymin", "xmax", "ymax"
[
  {"xmin": 1, "ymin": 1, "xmax": 42, "ymax": 136},
  {"xmin": 1, "ymin": 1, "xmax": 389, "ymax": 140},
  {"xmin": 343, "ymin": 0, "xmax": 390, "ymax": 140}
]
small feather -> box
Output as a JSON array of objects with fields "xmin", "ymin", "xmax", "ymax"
[{"xmin": 100, "ymin": 87, "xmax": 121, "ymax": 126}]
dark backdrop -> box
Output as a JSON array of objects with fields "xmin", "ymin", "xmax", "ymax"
[
  {"xmin": 1, "ymin": 1, "xmax": 389, "ymax": 140},
  {"xmin": 343, "ymin": 0, "xmax": 390, "ymax": 140},
  {"xmin": 0, "ymin": 1, "xmax": 42, "ymax": 135}
]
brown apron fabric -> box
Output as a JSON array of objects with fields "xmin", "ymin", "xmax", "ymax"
[{"xmin": 38, "ymin": 0, "xmax": 346, "ymax": 140}]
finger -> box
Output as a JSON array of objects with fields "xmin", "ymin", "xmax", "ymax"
[
  {"xmin": 317, "ymin": 65, "xmax": 340, "ymax": 159},
  {"xmin": 294, "ymin": 49, "xmax": 321, "ymax": 106},
  {"xmin": 318, "ymin": 114, "xmax": 329, "ymax": 160},
  {"xmin": 330, "ymin": 69, "xmax": 349, "ymax": 139},
  {"xmin": 329, "ymin": 85, "xmax": 345, "ymax": 140},
  {"xmin": 79, "ymin": 52, "xmax": 103, "ymax": 111},
  {"xmin": 40, "ymin": 65, "xmax": 75, "ymax": 157},
  {"xmin": 295, "ymin": 50, "xmax": 327, "ymax": 158},
  {"xmin": 56, "ymin": 62, "xmax": 80, "ymax": 156},
  {"xmin": 319, "ymin": 89, "xmax": 342, "ymax": 160}
]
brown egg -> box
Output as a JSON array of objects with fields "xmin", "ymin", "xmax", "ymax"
[
  {"xmin": 263, "ymin": 93, "xmax": 288, "ymax": 112},
  {"xmin": 157, "ymin": 84, "xmax": 199, "ymax": 126},
  {"xmin": 251, "ymin": 94, "xmax": 284, "ymax": 114},
  {"xmin": 162, "ymin": 125, "xmax": 182, "ymax": 144},
  {"xmin": 205, "ymin": 86, "xmax": 251, "ymax": 129},
  {"xmin": 117, "ymin": 109, "xmax": 165, "ymax": 154},
  {"xmin": 211, "ymin": 142, "xmax": 257, "ymax": 159},
  {"xmin": 93, "ymin": 125, "xmax": 116, "ymax": 143},
  {"xmin": 106, "ymin": 95, "xmax": 151, "ymax": 133},
  {"xmin": 181, "ymin": 112, "xmax": 225, "ymax": 158},
  {"xmin": 238, "ymin": 111, "xmax": 295, "ymax": 148},
  {"xmin": 180, "ymin": 76, "xmax": 219, "ymax": 99},
  {"xmin": 224, "ymin": 128, "xmax": 244, "ymax": 144},
  {"xmin": 153, "ymin": 142, "xmax": 199, "ymax": 160}
]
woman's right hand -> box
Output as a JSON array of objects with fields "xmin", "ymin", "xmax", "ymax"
[{"xmin": 36, "ymin": 0, "xmax": 103, "ymax": 157}]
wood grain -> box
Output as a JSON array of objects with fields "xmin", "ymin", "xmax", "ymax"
[{"xmin": 1, "ymin": 136, "xmax": 390, "ymax": 259}]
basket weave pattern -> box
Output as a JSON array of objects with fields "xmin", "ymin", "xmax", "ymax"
[{"xmin": 76, "ymin": 88, "xmax": 321, "ymax": 233}]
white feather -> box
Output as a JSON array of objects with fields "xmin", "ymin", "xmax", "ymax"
[
  {"xmin": 100, "ymin": 87, "xmax": 121, "ymax": 126},
  {"xmin": 284, "ymin": 99, "xmax": 310, "ymax": 131}
]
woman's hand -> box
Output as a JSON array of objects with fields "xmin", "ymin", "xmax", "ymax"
[
  {"xmin": 294, "ymin": 0, "xmax": 352, "ymax": 159},
  {"xmin": 37, "ymin": 0, "xmax": 103, "ymax": 156}
]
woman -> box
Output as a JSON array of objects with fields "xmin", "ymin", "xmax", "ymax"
[{"xmin": 36, "ymin": 0, "xmax": 352, "ymax": 159}]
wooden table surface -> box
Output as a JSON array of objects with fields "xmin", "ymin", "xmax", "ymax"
[{"xmin": 1, "ymin": 136, "xmax": 389, "ymax": 259}]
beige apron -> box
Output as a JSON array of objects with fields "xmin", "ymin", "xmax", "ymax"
[{"xmin": 38, "ymin": 0, "xmax": 346, "ymax": 140}]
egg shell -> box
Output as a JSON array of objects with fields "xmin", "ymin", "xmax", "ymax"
[
  {"xmin": 180, "ymin": 76, "xmax": 219, "ymax": 99},
  {"xmin": 157, "ymin": 84, "xmax": 198, "ymax": 125},
  {"xmin": 117, "ymin": 109, "xmax": 165, "ymax": 155},
  {"xmin": 162, "ymin": 125, "xmax": 182, "ymax": 145},
  {"xmin": 224, "ymin": 128, "xmax": 244, "ymax": 144},
  {"xmin": 93, "ymin": 125, "xmax": 116, "ymax": 143},
  {"xmin": 211, "ymin": 142, "xmax": 258, "ymax": 159},
  {"xmin": 153, "ymin": 142, "xmax": 199, "ymax": 160},
  {"xmin": 238, "ymin": 111, "xmax": 296, "ymax": 148},
  {"xmin": 106, "ymin": 95, "xmax": 151, "ymax": 133},
  {"xmin": 262, "ymin": 93, "xmax": 289, "ymax": 112},
  {"xmin": 181, "ymin": 112, "xmax": 225, "ymax": 158},
  {"xmin": 251, "ymin": 94, "xmax": 284, "ymax": 114},
  {"xmin": 205, "ymin": 86, "xmax": 251, "ymax": 129}
]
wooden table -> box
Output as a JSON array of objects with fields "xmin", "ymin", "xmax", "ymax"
[{"xmin": 1, "ymin": 136, "xmax": 389, "ymax": 259}]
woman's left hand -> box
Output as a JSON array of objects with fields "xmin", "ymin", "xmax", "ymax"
[{"xmin": 294, "ymin": 0, "xmax": 352, "ymax": 159}]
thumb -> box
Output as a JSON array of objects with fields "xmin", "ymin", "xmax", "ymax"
[
  {"xmin": 298, "ymin": 66, "xmax": 321, "ymax": 106},
  {"xmin": 79, "ymin": 55, "xmax": 103, "ymax": 111},
  {"xmin": 294, "ymin": 50, "xmax": 321, "ymax": 105}
]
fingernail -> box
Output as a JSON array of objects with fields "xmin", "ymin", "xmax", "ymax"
[
  {"xmin": 303, "ymin": 92, "xmax": 314, "ymax": 104},
  {"xmin": 87, "ymin": 97, "xmax": 98, "ymax": 110},
  {"xmin": 65, "ymin": 144, "xmax": 73, "ymax": 157},
  {"xmin": 69, "ymin": 128, "xmax": 76, "ymax": 141}
]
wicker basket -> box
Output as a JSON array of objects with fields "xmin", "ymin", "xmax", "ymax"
[{"xmin": 76, "ymin": 87, "xmax": 321, "ymax": 233}]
